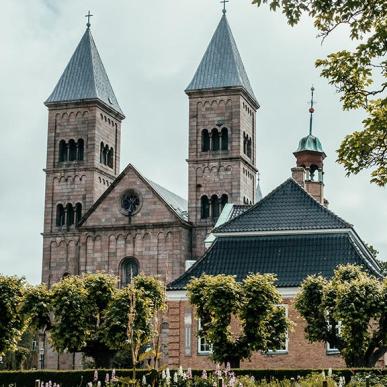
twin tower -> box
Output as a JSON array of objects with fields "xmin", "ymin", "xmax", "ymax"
[
  {"xmin": 42, "ymin": 11, "xmax": 326, "ymax": 290},
  {"xmin": 42, "ymin": 11, "xmax": 260, "ymax": 279}
]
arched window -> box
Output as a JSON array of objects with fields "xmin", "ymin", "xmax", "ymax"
[
  {"xmin": 120, "ymin": 257, "xmax": 139, "ymax": 287},
  {"xmin": 220, "ymin": 194, "xmax": 228, "ymax": 211},
  {"xmin": 211, "ymin": 129, "xmax": 219, "ymax": 151},
  {"xmin": 59, "ymin": 140, "xmax": 67, "ymax": 162},
  {"xmin": 56, "ymin": 204, "xmax": 65, "ymax": 227},
  {"xmin": 310, "ymin": 164, "xmax": 318, "ymax": 181},
  {"xmin": 68, "ymin": 140, "xmax": 77, "ymax": 161},
  {"xmin": 100, "ymin": 142, "xmax": 104, "ymax": 164},
  {"xmin": 201, "ymin": 129, "xmax": 210, "ymax": 152},
  {"xmin": 107, "ymin": 147, "xmax": 114, "ymax": 168},
  {"xmin": 201, "ymin": 195, "xmax": 210, "ymax": 219},
  {"xmin": 211, "ymin": 194, "xmax": 220, "ymax": 220},
  {"xmin": 66, "ymin": 203, "xmax": 74, "ymax": 227},
  {"xmin": 77, "ymin": 139, "xmax": 84, "ymax": 161},
  {"xmin": 103, "ymin": 145, "xmax": 109, "ymax": 165},
  {"xmin": 221, "ymin": 128, "xmax": 228, "ymax": 151},
  {"xmin": 75, "ymin": 203, "xmax": 82, "ymax": 225},
  {"xmin": 247, "ymin": 138, "xmax": 252, "ymax": 158}
]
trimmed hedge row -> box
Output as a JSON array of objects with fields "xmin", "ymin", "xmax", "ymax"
[{"xmin": 0, "ymin": 368, "xmax": 386, "ymax": 387}]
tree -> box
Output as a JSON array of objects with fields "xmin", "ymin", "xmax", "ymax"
[
  {"xmin": 101, "ymin": 275, "xmax": 166, "ymax": 380},
  {"xmin": 0, "ymin": 275, "xmax": 26, "ymax": 356},
  {"xmin": 48, "ymin": 273, "xmax": 117, "ymax": 368},
  {"xmin": 252, "ymin": 0, "xmax": 387, "ymax": 186},
  {"xmin": 187, "ymin": 274, "xmax": 289, "ymax": 368},
  {"xmin": 295, "ymin": 264, "xmax": 387, "ymax": 367}
]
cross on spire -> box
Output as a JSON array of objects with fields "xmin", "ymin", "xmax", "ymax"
[
  {"xmin": 221, "ymin": 0, "xmax": 229, "ymax": 14},
  {"xmin": 85, "ymin": 10, "xmax": 93, "ymax": 29},
  {"xmin": 309, "ymin": 86, "xmax": 315, "ymax": 135}
]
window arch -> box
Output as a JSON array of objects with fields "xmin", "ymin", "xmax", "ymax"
[
  {"xmin": 220, "ymin": 194, "xmax": 228, "ymax": 211},
  {"xmin": 120, "ymin": 257, "xmax": 139, "ymax": 287},
  {"xmin": 59, "ymin": 140, "xmax": 67, "ymax": 162},
  {"xmin": 66, "ymin": 203, "xmax": 74, "ymax": 227},
  {"xmin": 75, "ymin": 203, "xmax": 82, "ymax": 225},
  {"xmin": 77, "ymin": 139, "xmax": 84, "ymax": 161},
  {"xmin": 107, "ymin": 147, "xmax": 114, "ymax": 168},
  {"xmin": 103, "ymin": 145, "xmax": 109, "ymax": 165},
  {"xmin": 56, "ymin": 204, "xmax": 65, "ymax": 227},
  {"xmin": 221, "ymin": 128, "xmax": 228, "ymax": 151},
  {"xmin": 211, "ymin": 129, "xmax": 219, "ymax": 151},
  {"xmin": 201, "ymin": 129, "xmax": 210, "ymax": 152},
  {"xmin": 68, "ymin": 140, "xmax": 77, "ymax": 161},
  {"xmin": 201, "ymin": 195, "xmax": 210, "ymax": 219},
  {"xmin": 247, "ymin": 138, "xmax": 252, "ymax": 158},
  {"xmin": 100, "ymin": 142, "xmax": 104, "ymax": 163},
  {"xmin": 211, "ymin": 194, "xmax": 220, "ymax": 220}
]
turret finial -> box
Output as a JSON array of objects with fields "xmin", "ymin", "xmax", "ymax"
[
  {"xmin": 221, "ymin": 0, "xmax": 229, "ymax": 15},
  {"xmin": 85, "ymin": 10, "xmax": 93, "ymax": 29},
  {"xmin": 309, "ymin": 86, "xmax": 315, "ymax": 135}
]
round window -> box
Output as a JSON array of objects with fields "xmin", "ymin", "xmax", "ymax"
[{"xmin": 120, "ymin": 189, "xmax": 142, "ymax": 216}]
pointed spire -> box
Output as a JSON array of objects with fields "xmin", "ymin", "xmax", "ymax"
[
  {"xmin": 309, "ymin": 86, "xmax": 315, "ymax": 135},
  {"xmin": 186, "ymin": 14, "xmax": 258, "ymax": 107},
  {"xmin": 45, "ymin": 26, "xmax": 124, "ymax": 117}
]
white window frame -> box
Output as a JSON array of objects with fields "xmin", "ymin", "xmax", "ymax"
[
  {"xmin": 326, "ymin": 320, "xmax": 341, "ymax": 354},
  {"xmin": 197, "ymin": 319, "xmax": 212, "ymax": 355},
  {"xmin": 267, "ymin": 304, "xmax": 289, "ymax": 355}
]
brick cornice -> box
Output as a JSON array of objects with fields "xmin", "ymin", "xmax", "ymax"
[{"xmin": 186, "ymin": 156, "xmax": 257, "ymax": 172}]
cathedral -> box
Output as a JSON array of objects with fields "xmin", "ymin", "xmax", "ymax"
[{"xmin": 41, "ymin": 10, "xmax": 383, "ymax": 369}]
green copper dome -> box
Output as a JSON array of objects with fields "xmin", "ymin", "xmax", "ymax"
[{"xmin": 296, "ymin": 134, "xmax": 325, "ymax": 153}]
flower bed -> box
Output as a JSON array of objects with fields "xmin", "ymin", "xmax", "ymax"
[{"xmin": 0, "ymin": 367, "xmax": 386, "ymax": 386}]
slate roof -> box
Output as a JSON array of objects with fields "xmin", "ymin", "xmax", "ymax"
[
  {"xmin": 147, "ymin": 179, "xmax": 188, "ymax": 221},
  {"xmin": 168, "ymin": 233, "xmax": 382, "ymax": 290},
  {"xmin": 186, "ymin": 14, "xmax": 257, "ymax": 106},
  {"xmin": 214, "ymin": 178, "xmax": 351, "ymax": 233},
  {"xmin": 45, "ymin": 28, "xmax": 124, "ymax": 117}
]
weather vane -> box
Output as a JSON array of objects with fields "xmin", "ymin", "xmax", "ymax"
[
  {"xmin": 85, "ymin": 10, "xmax": 93, "ymax": 29},
  {"xmin": 221, "ymin": 0, "xmax": 229, "ymax": 15},
  {"xmin": 309, "ymin": 86, "xmax": 315, "ymax": 136}
]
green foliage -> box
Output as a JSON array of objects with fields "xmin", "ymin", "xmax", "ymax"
[
  {"xmin": 50, "ymin": 275, "xmax": 91, "ymax": 353},
  {"xmin": 0, "ymin": 275, "xmax": 26, "ymax": 355},
  {"xmin": 252, "ymin": 0, "xmax": 387, "ymax": 186},
  {"xmin": 102, "ymin": 286, "xmax": 152, "ymax": 351},
  {"xmin": 187, "ymin": 274, "xmax": 289, "ymax": 365},
  {"xmin": 21, "ymin": 284, "xmax": 51, "ymax": 331},
  {"xmin": 295, "ymin": 264, "xmax": 387, "ymax": 367}
]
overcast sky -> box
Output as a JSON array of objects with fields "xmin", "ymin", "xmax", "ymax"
[{"xmin": 0, "ymin": 0, "xmax": 385, "ymax": 284}]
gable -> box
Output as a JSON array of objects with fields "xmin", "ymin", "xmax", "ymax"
[
  {"xmin": 80, "ymin": 164, "xmax": 188, "ymax": 228},
  {"xmin": 214, "ymin": 178, "xmax": 351, "ymax": 234}
]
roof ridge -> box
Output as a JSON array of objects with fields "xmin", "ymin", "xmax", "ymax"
[
  {"xmin": 213, "ymin": 178, "xmax": 293, "ymax": 233},
  {"xmin": 213, "ymin": 177, "xmax": 352, "ymax": 234},
  {"xmin": 86, "ymin": 30, "xmax": 98, "ymax": 100}
]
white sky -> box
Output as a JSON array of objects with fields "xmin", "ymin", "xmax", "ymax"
[{"xmin": 0, "ymin": 0, "xmax": 385, "ymax": 284}]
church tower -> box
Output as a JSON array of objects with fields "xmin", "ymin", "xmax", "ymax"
[
  {"xmin": 292, "ymin": 87, "xmax": 327, "ymax": 204},
  {"xmin": 42, "ymin": 20, "xmax": 125, "ymax": 285},
  {"xmin": 186, "ymin": 10, "xmax": 259, "ymax": 257}
]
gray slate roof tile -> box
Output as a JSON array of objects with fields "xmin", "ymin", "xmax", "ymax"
[
  {"xmin": 168, "ymin": 233, "xmax": 381, "ymax": 290},
  {"xmin": 186, "ymin": 15, "xmax": 257, "ymax": 105},
  {"xmin": 214, "ymin": 178, "xmax": 351, "ymax": 233},
  {"xmin": 45, "ymin": 28, "xmax": 123, "ymax": 116}
]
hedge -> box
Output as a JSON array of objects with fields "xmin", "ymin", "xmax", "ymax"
[{"xmin": 0, "ymin": 368, "xmax": 386, "ymax": 387}]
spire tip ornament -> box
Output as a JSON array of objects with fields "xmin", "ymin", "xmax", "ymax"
[
  {"xmin": 221, "ymin": 0, "xmax": 229, "ymax": 15},
  {"xmin": 85, "ymin": 11, "xmax": 93, "ymax": 29}
]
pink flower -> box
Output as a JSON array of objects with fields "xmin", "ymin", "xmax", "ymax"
[
  {"xmin": 105, "ymin": 373, "xmax": 110, "ymax": 383},
  {"xmin": 202, "ymin": 370, "xmax": 208, "ymax": 380},
  {"xmin": 93, "ymin": 370, "xmax": 98, "ymax": 382}
]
